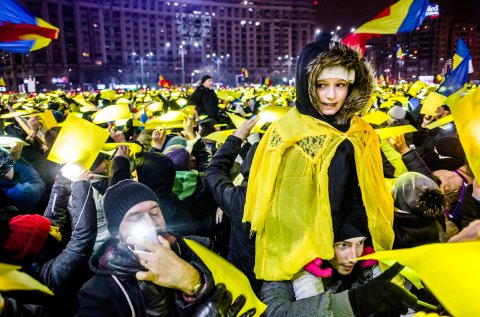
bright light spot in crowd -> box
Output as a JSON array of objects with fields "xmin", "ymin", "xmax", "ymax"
[
  {"xmin": 61, "ymin": 163, "xmax": 82, "ymax": 181},
  {"xmin": 315, "ymin": 28, "xmax": 321, "ymax": 34},
  {"xmin": 350, "ymin": 27, "xmax": 356, "ymax": 33}
]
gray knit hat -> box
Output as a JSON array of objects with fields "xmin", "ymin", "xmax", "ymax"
[{"xmin": 104, "ymin": 180, "xmax": 159, "ymax": 235}]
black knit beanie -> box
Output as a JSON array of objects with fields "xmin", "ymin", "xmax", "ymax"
[
  {"xmin": 104, "ymin": 180, "xmax": 159, "ymax": 235},
  {"xmin": 200, "ymin": 75, "xmax": 212, "ymax": 85}
]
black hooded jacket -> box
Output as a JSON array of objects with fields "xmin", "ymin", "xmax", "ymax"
[{"xmin": 76, "ymin": 236, "xmax": 215, "ymax": 317}]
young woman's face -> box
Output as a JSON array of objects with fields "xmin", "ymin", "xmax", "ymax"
[
  {"xmin": 315, "ymin": 78, "xmax": 349, "ymax": 116},
  {"xmin": 329, "ymin": 236, "xmax": 366, "ymax": 276}
]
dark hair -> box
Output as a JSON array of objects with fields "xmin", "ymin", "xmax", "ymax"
[
  {"xmin": 166, "ymin": 148, "xmax": 191, "ymax": 171},
  {"xmin": 45, "ymin": 126, "xmax": 62, "ymax": 150},
  {"xmin": 199, "ymin": 120, "xmax": 216, "ymax": 137}
]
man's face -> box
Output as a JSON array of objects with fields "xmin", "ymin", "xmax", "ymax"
[
  {"xmin": 92, "ymin": 159, "xmax": 108, "ymax": 175},
  {"xmin": 203, "ymin": 79, "xmax": 214, "ymax": 89},
  {"xmin": 328, "ymin": 237, "xmax": 366, "ymax": 276},
  {"xmin": 436, "ymin": 106, "xmax": 449, "ymax": 119},
  {"xmin": 117, "ymin": 200, "xmax": 167, "ymax": 244}
]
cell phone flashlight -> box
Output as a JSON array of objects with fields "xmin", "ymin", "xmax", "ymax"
[{"xmin": 127, "ymin": 223, "xmax": 160, "ymax": 253}]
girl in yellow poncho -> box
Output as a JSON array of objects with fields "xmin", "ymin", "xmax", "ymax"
[{"xmin": 243, "ymin": 37, "xmax": 395, "ymax": 281}]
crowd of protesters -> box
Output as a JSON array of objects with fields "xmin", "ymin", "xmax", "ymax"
[{"xmin": 0, "ymin": 35, "xmax": 479, "ymax": 317}]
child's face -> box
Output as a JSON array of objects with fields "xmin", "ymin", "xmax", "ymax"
[
  {"xmin": 315, "ymin": 78, "xmax": 349, "ymax": 117},
  {"xmin": 329, "ymin": 237, "xmax": 366, "ymax": 276}
]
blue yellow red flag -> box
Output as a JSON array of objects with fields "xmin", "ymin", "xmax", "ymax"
[
  {"xmin": 0, "ymin": 0, "xmax": 59, "ymax": 53},
  {"xmin": 342, "ymin": 0, "xmax": 429, "ymax": 51}
]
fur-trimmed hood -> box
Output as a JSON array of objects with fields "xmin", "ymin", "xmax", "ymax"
[{"xmin": 295, "ymin": 35, "xmax": 375, "ymax": 122}]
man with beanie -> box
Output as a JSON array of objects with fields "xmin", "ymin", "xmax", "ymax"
[
  {"xmin": 260, "ymin": 208, "xmax": 418, "ymax": 317},
  {"xmin": 189, "ymin": 74, "xmax": 221, "ymax": 122},
  {"xmin": 76, "ymin": 179, "xmax": 228, "ymax": 317}
]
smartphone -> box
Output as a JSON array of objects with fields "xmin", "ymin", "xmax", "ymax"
[{"xmin": 128, "ymin": 226, "xmax": 160, "ymax": 252}]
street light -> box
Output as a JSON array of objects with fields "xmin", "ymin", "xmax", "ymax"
[
  {"xmin": 179, "ymin": 45, "xmax": 186, "ymax": 85},
  {"xmin": 132, "ymin": 51, "xmax": 154, "ymax": 86}
]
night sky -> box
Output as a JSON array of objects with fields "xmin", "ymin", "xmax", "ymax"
[{"xmin": 316, "ymin": 0, "xmax": 479, "ymax": 31}]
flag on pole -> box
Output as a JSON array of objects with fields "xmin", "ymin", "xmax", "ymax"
[
  {"xmin": 396, "ymin": 46, "xmax": 405, "ymax": 60},
  {"xmin": 342, "ymin": 0, "xmax": 429, "ymax": 52},
  {"xmin": 0, "ymin": 0, "xmax": 59, "ymax": 53},
  {"xmin": 261, "ymin": 74, "xmax": 272, "ymax": 86},
  {"xmin": 158, "ymin": 75, "xmax": 172, "ymax": 88},
  {"xmin": 437, "ymin": 57, "xmax": 469, "ymax": 97},
  {"xmin": 241, "ymin": 67, "xmax": 249, "ymax": 79},
  {"xmin": 452, "ymin": 38, "xmax": 473, "ymax": 74}
]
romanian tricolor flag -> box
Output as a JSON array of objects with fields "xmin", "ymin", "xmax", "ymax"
[
  {"xmin": 241, "ymin": 68, "xmax": 249, "ymax": 79},
  {"xmin": 396, "ymin": 46, "xmax": 404, "ymax": 60},
  {"xmin": 343, "ymin": 0, "xmax": 429, "ymax": 52},
  {"xmin": 158, "ymin": 75, "xmax": 172, "ymax": 88},
  {"xmin": 452, "ymin": 38, "xmax": 473, "ymax": 74},
  {"xmin": 0, "ymin": 0, "xmax": 59, "ymax": 53},
  {"xmin": 261, "ymin": 75, "xmax": 272, "ymax": 86}
]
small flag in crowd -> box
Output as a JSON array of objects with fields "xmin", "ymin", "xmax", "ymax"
[
  {"xmin": 452, "ymin": 38, "xmax": 473, "ymax": 74},
  {"xmin": 241, "ymin": 68, "xmax": 249, "ymax": 79},
  {"xmin": 437, "ymin": 38, "xmax": 472, "ymax": 97},
  {"xmin": 342, "ymin": 0, "xmax": 429, "ymax": 52},
  {"xmin": 0, "ymin": 77, "xmax": 5, "ymax": 87},
  {"xmin": 0, "ymin": 0, "xmax": 59, "ymax": 53},
  {"xmin": 396, "ymin": 46, "xmax": 404, "ymax": 60},
  {"xmin": 158, "ymin": 75, "xmax": 172, "ymax": 88},
  {"xmin": 261, "ymin": 74, "xmax": 272, "ymax": 86}
]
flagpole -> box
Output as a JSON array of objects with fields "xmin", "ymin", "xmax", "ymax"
[{"xmin": 399, "ymin": 1, "xmax": 428, "ymax": 83}]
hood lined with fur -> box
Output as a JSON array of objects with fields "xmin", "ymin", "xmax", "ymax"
[{"xmin": 295, "ymin": 36, "xmax": 375, "ymax": 122}]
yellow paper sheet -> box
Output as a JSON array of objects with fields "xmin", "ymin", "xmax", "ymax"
[
  {"xmin": 421, "ymin": 92, "xmax": 447, "ymax": 116},
  {"xmin": 375, "ymin": 125, "xmax": 417, "ymax": 139},
  {"xmin": 424, "ymin": 115, "xmax": 454, "ymax": 130},
  {"xmin": 0, "ymin": 263, "xmax": 53, "ymax": 295},
  {"xmin": 93, "ymin": 104, "xmax": 132, "ymax": 124},
  {"xmin": 450, "ymin": 89, "xmax": 480, "ymax": 180},
  {"xmin": 357, "ymin": 241, "xmax": 480, "ymax": 317},
  {"xmin": 205, "ymin": 129, "xmax": 235, "ymax": 143},
  {"xmin": 47, "ymin": 115, "xmax": 109, "ymax": 169},
  {"xmin": 184, "ymin": 239, "xmax": 266, "ymax": 316},
  {"xmin": 362, "ymin": 111, "xmax": 391, "ymax": 125}
]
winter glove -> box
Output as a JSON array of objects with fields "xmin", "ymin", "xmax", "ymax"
[
  {"xmin": 191, "ymin": 283, "xmax": 256, "ymax": 317},
  {"xmin": 304, "ymin": 258, "xmax": 332, "ymax": 278},
  {"xmin": 348, "ymin": 263, "xmax": 418, "ymax": 317}
]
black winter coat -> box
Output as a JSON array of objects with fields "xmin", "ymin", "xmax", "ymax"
[
  {"xmin": 76, "ymin": 237, "xmax": 215, "ymax": 317},
  {"xmin": 189, "ymin": 86, "xmax": 220, "ymax": 121},
  {"xmin": 204, "ymin": 135, "xmax": 261, "ymax": 293}
]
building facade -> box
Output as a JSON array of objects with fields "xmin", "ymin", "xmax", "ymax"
[{"xmin": 0, "ymin": 0, "xmax": 317, "ymax": 90}]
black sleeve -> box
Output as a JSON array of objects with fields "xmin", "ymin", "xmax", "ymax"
[
  {"xmin": 205, "ymin": 135, "xmax": 246, "ymax": 224},
  {"xmin": 43, "ymin": 174, "xmax": 72, "ymax": 229},
  {"xmin": 1, "ymin": 298, "xmax": 44, "ymax": 317},
  {"xmin": 192, "ymin": 139, "xmax": 211, "ymax": 172},
  {"xmin": 460, "ymin": 185, "xmax": 480, "ymax": 229},
  {"xmin": 109, "ymin": 156, "xmax": 131, "ymax": 187},
  {"xmin": 401, "ymin": 150, "xmax": 435, "ymax": 181},
  {"xmin": 40, "ymin": 181, "xmax": 97, "ymax": 293}
]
